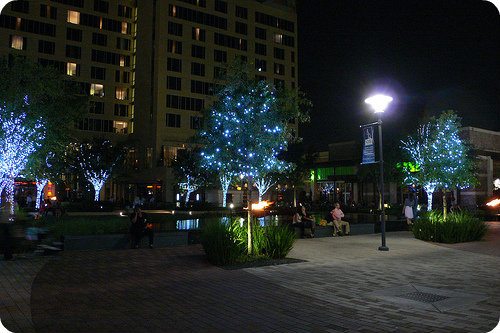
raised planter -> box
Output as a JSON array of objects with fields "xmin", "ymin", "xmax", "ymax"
[{"xmin": 64, "ymin": 231, "xmax": 188, "ymax": 251}]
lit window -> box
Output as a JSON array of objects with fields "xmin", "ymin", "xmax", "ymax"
[
  {"xmin": 115, "ymin": 87, "xmax": 127, "ymax": 100},
  {"xmin": 119, "ymin": 55, "xmax": 125, "ymax": 67},
  {"xmin": 67, "ymin": 10, "xmax": 80, "ymax": 24},
  {"xmin": 10, "ymin": 35, "xmax": 24, "ymax": 50},
  {"xmin": 113, "ymin": 121, "xmax": 128, "ymax": 134},
  {"xmin": 67, "ymin": 62, "xmax": 77, "ymax": 76},
  {"xmin": 99, "ymin": 17, "xmax": 103, "ymax": 30},
  {"xmin": 90, "ymin": 83, "xmax": 104, "ymax": 97},
  {"xmin": 273, "ymin": 33, "xmax": 283, "ymax": 44},
  {"xmin": 16, "ymin": 17, "xmax": 21, "ymax": 30},
  {"xmin": 121, "ymin": 22, "xmax": 128, "ymax": 34}
]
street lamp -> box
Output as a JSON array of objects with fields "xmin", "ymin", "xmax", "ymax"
[{"xmin": 365, "ymin": 94, "xmax": 393, "ymax": 251}]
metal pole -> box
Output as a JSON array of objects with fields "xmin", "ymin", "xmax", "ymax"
[{"xmin": 378, "ymin": 116, "xmax": 389, "ymax": 251}]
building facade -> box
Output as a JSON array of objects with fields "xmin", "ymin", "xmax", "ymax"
[{"xmin": 0, "ymin": 0, "xmax": 298, "ymax": 204}]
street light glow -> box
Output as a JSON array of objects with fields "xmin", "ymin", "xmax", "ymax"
[{"xmin": 365, "ymin": 94, "xmax": 393, "ymax": 113}]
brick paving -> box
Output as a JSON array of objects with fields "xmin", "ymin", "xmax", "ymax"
[{"xmin": 1, "ymin": 228, "xmax": 499, "ymax": 332}]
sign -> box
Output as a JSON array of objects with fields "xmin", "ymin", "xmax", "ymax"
[{"xmin": 361, "ymin": 124, "xmax": 376, "ymax": 164}]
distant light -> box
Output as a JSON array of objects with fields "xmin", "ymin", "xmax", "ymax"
[
  {"xmin": 229, "ymin": 203, "xmax": 234, "ymax": 209},
  {"xmin": 365, "ymin": 94, "xmax": 393, "ymax": 113},
  {"xmin": 487, "ymin": 199, "xmax": 500, "ymax": 207},
  {"xmin": 494, "ymin": 178, "xmax": 500, "ymax": 190},
  {"xmin": 50, "ymin": 196, "xmax": 57, "ymax": 201},
  {"xmin": 189, "ymin": 211, "xmax": 192, "ymax": 215}
]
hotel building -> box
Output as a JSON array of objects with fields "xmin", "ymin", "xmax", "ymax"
[{"xmin": 0, "ymin": 0, "xmax": 298, "ymax": 204}]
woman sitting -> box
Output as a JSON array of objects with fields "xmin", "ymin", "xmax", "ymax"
[{"xmin": 292, "ymin": 205, "xmax": 315, "ymax": 238}]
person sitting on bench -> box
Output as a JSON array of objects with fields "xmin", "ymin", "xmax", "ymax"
[
  {"xmin": 130, "ymin": 207, "xmax": 154, "ymax": 248},
  {"xmin": 331, "ymin": 203, "xmax": 350, "ymax": 236},
  {"xmin": 292, "ymin": 205, "xmax": 315, "ymax": 238}
]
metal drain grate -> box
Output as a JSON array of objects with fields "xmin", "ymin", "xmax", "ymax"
[{"xmin": 398, "ymin": 292, "xmax": 449, "ymax": 303}]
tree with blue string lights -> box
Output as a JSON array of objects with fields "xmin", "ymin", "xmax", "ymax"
[
  {"xmin": 199, "ymin": 61, "xmax": 310, "ymax": 207},
  {"xmin": 401, "ymin": 110, "xmax": 476, "ymax": 217}
]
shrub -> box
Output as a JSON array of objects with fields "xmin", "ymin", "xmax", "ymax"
[
  {"xmin": 412, "ymin": 211, "xmax": 487, "ymax": 243},
  {"xmin": 200, "ymin": 219, "xmax": 246, "ymax": 266},
  {"xmin": 263, "ymin": 225, "xmax": 296, "ymax": 259},
  {"xmin": 252, "ymin": 224, "xmax": 266, "ymax": 256}
]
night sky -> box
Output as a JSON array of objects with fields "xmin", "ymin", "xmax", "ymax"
[{"xmin": 297, "ymin": 0, "xmax": 500, "ymax": 150}]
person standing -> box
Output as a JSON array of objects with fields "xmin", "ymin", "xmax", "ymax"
[
  {"xmin": 331, "ymin": 203, "xmax": 350, "ymax": 236},
  {"xmin": 403, "ymin": 194, "xmax": 415, "ymax": 226}
]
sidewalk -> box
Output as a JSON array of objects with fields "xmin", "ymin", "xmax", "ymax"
[{"xmin": 1, "ymin": 229, "xmax": 499, "ymax": 332}]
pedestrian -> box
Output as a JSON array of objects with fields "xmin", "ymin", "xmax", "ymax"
[{"xmin": 403, "ymin": 194, "xmax": 415, "ymax": 226}]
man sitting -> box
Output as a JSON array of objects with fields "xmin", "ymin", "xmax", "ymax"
[{"xmin": 331, "ymin": 203, "xmax": 350, "ymax": 236}]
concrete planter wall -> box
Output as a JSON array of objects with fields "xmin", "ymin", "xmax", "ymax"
[{"xmin": 64, "ymin": 232, "xmax": 188, "ymax": 251}]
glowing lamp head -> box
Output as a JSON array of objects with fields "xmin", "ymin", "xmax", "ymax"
[{"xmin": 365, "ymin": 94, "xmax": 393, "ymax": 113}]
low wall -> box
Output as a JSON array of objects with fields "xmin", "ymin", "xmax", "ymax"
[{"xmin": 64, "ymin": 232, "xmax": 188, "ymax": 251}]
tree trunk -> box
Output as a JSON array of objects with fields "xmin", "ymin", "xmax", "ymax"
[
  {"xmin": 5, "ymin": 177, "xmax": 15, "ymax": 215},
  {"xmin": 185, "ymin": 190, "xmax": 192, "ymax": 205},
  {"xmin": 247, "ymin": 209, "xmax": 252, "ymax": 254},
  {"xmin": 93, "ymin": 184, "xmax": 103, "ymax": 202},
  {"xmin": 442, "ymin": 191, "xmax": 447, "ymax": 220},
  {"xmin": 35, "ymin": 180, "xmax": 48, "ymax": 210},
  {"xmin": 293, "ymin": 187, "xmax": 297, "ymax": 207}
]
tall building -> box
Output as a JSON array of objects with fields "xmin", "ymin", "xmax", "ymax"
[{"xmin": 0, "ymin": 0, "xmax": 298, "ymax": 204}]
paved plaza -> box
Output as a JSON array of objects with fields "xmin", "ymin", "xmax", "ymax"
[{"xmin": 1, "ymin": 227, "xmax": 499, "ymax": 333}]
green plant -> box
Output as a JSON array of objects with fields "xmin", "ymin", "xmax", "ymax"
[
  {"xmin": 200, "ymin": 219, "xmax": 246, "ymax": 266},
  {"xmin": 43, "ymin": 215, "xmax": 130, "ymax": 239},
  {"xmin": 263, "ymin": 225, "xmax": 296, "ymax": 259},
  {"xmin": 251, "ymin": 224, "xmax": 266, "ymax": 256},
  {"xmin": 412, "ymin": 211, "xmax": 487, "ymax": 243}
]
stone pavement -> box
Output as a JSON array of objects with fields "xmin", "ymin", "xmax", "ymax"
[{"xmin": 1, "ymin": 229, "xmax": 499, "ymax": 332}]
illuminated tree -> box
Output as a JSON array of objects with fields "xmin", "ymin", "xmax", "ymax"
[
  {"xmin": 401, "ymin": 111, "xmax": 476, "ymax": 216},
  {"xmin": 0, "ymin": 101, "xmax": 45, "ymax": 213},
  {"xmin": 199, "ymin": 61, "xmax": 310, "ymax": 206},
  {"xmin": 68, "ymin": 139, "xmax": 124, "ymax": 202},
  {"xmin": 172, "ymin": 148, "xmax": 209, "ymax": 205}
]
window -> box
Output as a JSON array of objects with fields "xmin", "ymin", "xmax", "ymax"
[
  {"xmin": 166, "ymin": 95, "xmax": 204, "ymax": 111},
  {"xmin": 255, "ymin": 59, "xmax": 266, "ymax": 72},
  {"xmin": 40, "ymin": 4, "xmax": 57, "ymax": 19},
  {"xmin": 214, "ymin": 49, "xmax": 227, "ymax": 63},
  {"xmin": 115, "ymin": 87, "xmax": 127, "ymax": 100},
  {"xmin": 214, "ymin": 66, "xmax": 226, "ymax": 79},
  {"xmin": 291, "ymin": 51, "xmax": 295, "ymax": 63},
  {"xmin": 214, "ymin": 0, "xmax": 227, "ymax": 13},
  {"xmin": 113, "ymin": 120, "xmax": 128, "ymax": 134},
  {"xmin": 190, "ymin": 116, "xmax": 203, "ymax": 130},
  {"xmin": 90, "ymin": 83, "xmax": 104, "ymax": 97},
  {"xmin": 191, "ymin": 80, "xmax": 214, "ymax": 95},
  {"xmin": 114, "ymin": 104, "xmax": 128, "ymax": 117},
  {"xmin": 214, "ymin": 33, "xmax": 247, "ymax": 50},
  {"xmin": 192, "ymin": 27, "xmax": 205, "ymax": 41},
  {"xmin": 92, "ymin": 33, "xmax": 107, "ymax": 46},
  {"xmin": 255, "ymin": 74, "xmax": 266, "ymax": 81},
  {"xmin": 168, "ymin": 4, "xmax": 226, "ymax": 29},
  {"xmin": 119, "ymin": 55, "xmax": 126, "ymax": 67},
  {"xmin": 10, "ymin": 35, "xmax": 25, "ymax": 50},
  {"xmin": 273, "ymin": 33, "xmax": 283, "ymax": 44},
  {"xmin": 67, "ymin": 28, "xmax": 82, "ymax": 42},
  {"xmin": 255, "ymin": 43, "xmax": 266, "ymax": 56},
  {"xmin": 91, "ymin": 66, "xmax": 106, "ymax": 80},
  {"xmin": 122, "ymin": 71, "xmax": 130, "ymax": 83},
  {"xmin": 89, "ymin": 101, "xmax": 104, "ymax": 114},
  {"xmin": 167, "ymin": 58, "xmax": 182, "ymax": 72},
  {"xmin": 116, "ymin": 37, "xmax": 131, "ymax": 50},
  {"xmin": 235, "ymin": 6, "xmax": 247, "ymax": 19},
  {"xmin": 274, "ymin": 47, "xmax": 284, "ymax": 60},
  {"xmin": 118, "ymin": 5, "xmax": 132, "ymax": 18},
  {"xmin": 291, "ymin": 82, "xmax": 295, "ymax": 90},
  {"xmin": 274, "ymin": 78, "xmax": 284, "ymax": 87},
  {"xmin": 66, "ymin": 62, "xmax": 79, "ymax": 76},
  {"xmin": 167, "ymin": 40, "xmax": 182, "ymax": 54},
  {"xmin": 291, "ymin": 66, "xmax": 295, "ymax": 78},
  {"xmin": 146, "ymin": 147, "xmax": 153, "ymax": 168},
  {"xmin": 77, "ymin": 118, "xmax": 113, "ymax": 132},
  {"xmin": 235, "ymin": 22, "xmax": 247, "ymax": 35},
  {"xmin": 255, "ymin": 12, "xmax": 294, "ymax": 33},
  {"xmin": 167, "ymin": 76, "xmax": 182, "ymax": 90},
  {"xmin": 191, "ymin": 45, "xmax": 205, "ymax": 59},
  {"xmin": 255, "ymin": 27, "xmax": 266, "ymax": 40},
  {"xmin": 168, "ymin": 22, "xmax": 183, "ymax": 36},
  {"xmin": 274, "ymin": 63, "xmax": 285, "ymax": 75},
  {"xmin": 121, "ymin": 22, "xmax": 129, "ymax": 34},
  {"xmin": 67, "ymin": 10, "xmax": 80, "ymax": 24},
  {"xmin": 166, "ymin": 113, "xmax": 181, "ymax": 128},
  {"xmin": 191, "ymin": 62, "xmax": 205, "ymax": 76},
  {"xmin": 94, "ymin": 0, "xmax": 109, "ymax": 13},
  {"xmin": 11, "ymin": 1, "xmax": 29, "ymax": 13},
  {"xmin": 66, "ymin": 45, "xmax": 81, "ymax": 59}
]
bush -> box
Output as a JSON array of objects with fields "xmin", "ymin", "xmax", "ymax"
[
  {"xmin": 200, "ymin": 219, "xmax": 246, "ymax": 266},
  {"xmin": 263, "ymin": 225, "xmax": 296, "ymax": 259},
  {"xmin": 252, "ymin": 224, "xmax": 266, "ymax": 256},
  {"xmin": 412, "ymin": 211, "xmax": 487, "ymax": 243},
  {"xmin": 43, "ymin": 215, "xmax": 130, "ymax": 239}
]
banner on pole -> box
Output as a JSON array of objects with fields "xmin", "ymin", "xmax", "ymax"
[{"xmin": 361, "ymin": 124, "xmax": 376, "ymax": 164}]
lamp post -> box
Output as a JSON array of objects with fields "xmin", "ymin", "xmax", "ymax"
[{"xmin": 364, "ymin": 94, "xmax": 393, "ymax": 251}]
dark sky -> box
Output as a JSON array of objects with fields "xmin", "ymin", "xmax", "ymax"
[{"xmin": 296, "ymin": 0, "xmax": 500, "ymax": 150}]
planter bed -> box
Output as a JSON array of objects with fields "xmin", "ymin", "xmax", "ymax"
[{"xmin": 64, "ymin": 231, "xmax": 188, "ymax": 251}]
